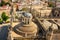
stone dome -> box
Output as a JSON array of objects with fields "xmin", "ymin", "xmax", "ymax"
[{"xmin": 13, "ymin": 12, "xmax": 38, "ymax": 37}]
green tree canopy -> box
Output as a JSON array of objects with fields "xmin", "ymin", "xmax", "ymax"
[
  {"xmin": 48, "ymin": 2, "xmax": 55, "ymax": 7},
  {"xmin": 1, "ymin": 12, "xmax": 9, "ymax": 21}
]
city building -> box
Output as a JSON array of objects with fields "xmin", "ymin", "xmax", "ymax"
[{"xmin": 0, "ymin": 0, "xmax": 60, "ymax": 40}]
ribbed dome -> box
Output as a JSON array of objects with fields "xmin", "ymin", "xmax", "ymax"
[{"xmin": 13, "ymin": 12, "xmax": 38, "ymax": 37}]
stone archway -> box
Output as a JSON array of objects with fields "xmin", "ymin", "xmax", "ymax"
[
  {"xmin": 54, "ymin": 10, "xmax": 59, "ymax": 17},
  {"xmin": 51, "ymin": 8, "xmax": 60, "ymax": 18}
]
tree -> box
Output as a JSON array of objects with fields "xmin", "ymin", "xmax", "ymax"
[
  {"xmin": 48, "ymin": 2, "xmax": 55, "ymax": 7},
  {"xmin": 0, "ymin": 18, "xmax": 3, "ymax": 24},
  {"xmin": 0, "ymin": 1, "xmax": 5, "ymax": 6},
  {"xmin": 0, "ymin": 1, "xmax": 11, "ymax": 6},
  {"xmin": 1, "ymin": 12, "xmax": 9, "ymax": 22},
  {"xmin": 5, "ymin": 2, "xmax": 11, "ymax": 6}
]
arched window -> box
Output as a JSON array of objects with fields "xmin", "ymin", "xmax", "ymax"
[{"xmin": 28, "ymin": 18, "xmax": 29, "ymax": 24}]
